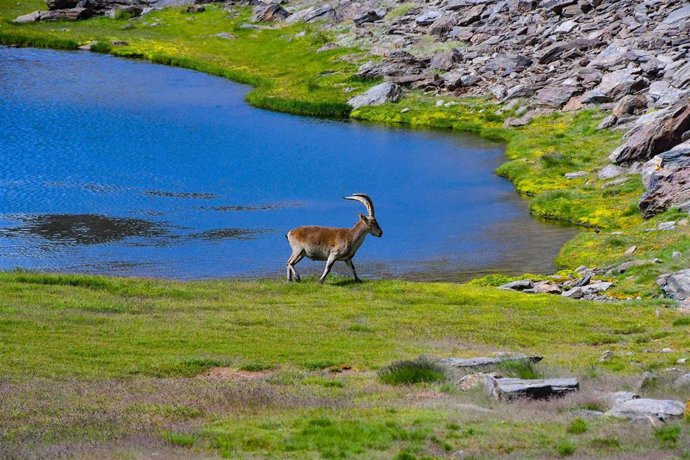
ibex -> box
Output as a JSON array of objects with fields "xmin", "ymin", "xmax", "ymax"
[{"xmin": 286, "ymin": 193, "xmax": 383, "ymax": 284}]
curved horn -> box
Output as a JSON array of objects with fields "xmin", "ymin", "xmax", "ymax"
[{"xmin": 344, "ymin": 193, "xmax": 375, "ymax": 217}]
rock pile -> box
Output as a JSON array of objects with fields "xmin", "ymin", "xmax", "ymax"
[
  {"xmin": 498, "ymin": 269, "xmax": 615, "ymax": 301},
  {"xmin": 14, "ymin": 0, "xmax": 150, "ymax": 22},
  {"xmin": 276, "ymin": 0, "xmax": 690, "ymax": 217}
]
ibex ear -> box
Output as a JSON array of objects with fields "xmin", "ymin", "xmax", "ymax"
[{"xmin": 359, "ymin": 213, "xmax": 369, "ymax": 222}]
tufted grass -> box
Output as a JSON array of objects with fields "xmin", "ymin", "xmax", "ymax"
[{"xmin": 378, "ymin": 357, "xmax": 447, "ymax": 385}]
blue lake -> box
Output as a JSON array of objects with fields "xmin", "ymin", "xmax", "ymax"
[{"xmin": 0, "ymin": 47, "xmax": 575, "ymax": 280}]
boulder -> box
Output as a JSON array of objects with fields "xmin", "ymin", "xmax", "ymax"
[
  {"xmin": 542, "ymin": 0, "xmax": 577, "ymax": 15},
  {"xmin": 13, "ymin": 10, "xmax": 43, "ymax": 22},
  {"xmin": 458, "ymin": 4, "xmax": 485, "ymax": 26},
  {"xmin": 429, "ymin": 49, "xmax": 462, "ymax": 71},
  {"xmin": 639, "ymin": 142, "xmax": 690, "ymax": 217},
  {"xmin": 596, "ymin": 115, "xmax": 617, "ymax": 130},
  {"xmin": 606, "ymin": 398, "xmax": 685, "ymax": 422},
  {"xmin": 253, "ymin": 3, "xmax": 290, "ymax": 22},
  {"xmin": 493, "ymin": 377, "xmax": 579, "ymax": 400},
  {"xmin": 612, "ymin": 94, "xmax": 647, "ymax": 118},
  {"xmin": 538, "ymin": 38, "xmax": 599, "ymax": 65},
  {"xmin": 535, "ymin": 85, "xmax": 579, "ymax": 108},
  {"xmin": 415, "ymin": 10, "xmax": 441, "ymax": 26},
  {"xmin": 348, "ymin": 82, "xmax": 401, "ymax": 109},
  {"xmin": 657, "ymin": 269, "xmax": 690, "ymax": 302},
  {"xmin": 498, "ymin": 279, "xmax": 533, "ymax": 291},
  {"xmin": 598, "ymin": 164, "xmax": 625, "ymax": 180},
  {"xmin": 581, "ymin": 69, "xmax": 648, "ymax": 104},
  {"xmin": 352, "ymin": 9, "xmax": 385, "ymax": 26},
  {"xmin": 286, "ymin": 5, "xmax": 334, "ymax": 23},
  {"xmin": 611, "ymin": 99, "xmax": 690, "ymax": 164},
  {"xmin": 429, "ymin": 16, "xmax": 455, "ymax": 36},
  {"xmin": 525, "ymin": 281, "xmax": 562, "ymax": 294},
  {"xmin": 41, "ymin": 7, "xmax": 93, "ymax": 20}
]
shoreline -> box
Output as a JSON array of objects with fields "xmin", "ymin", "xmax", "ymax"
[{"xmin": 0, "ymin": 3, "xmax": 688, "ymax": 300}]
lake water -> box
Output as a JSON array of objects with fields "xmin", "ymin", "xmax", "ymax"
[{"xmin": 0, "ymin": 47, "xmax": 575, "ymax": 280}]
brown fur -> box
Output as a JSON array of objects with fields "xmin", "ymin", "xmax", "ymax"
[{"xmin": 286, "ymin": 210, "xmax": 382, "ymax": 284}]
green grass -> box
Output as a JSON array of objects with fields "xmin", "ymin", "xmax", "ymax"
[
  {"xmin": 0, "ymin": 272, "xmax": 687, "ymax": 379},
  {"xmin": 0, "ymin": 0, "xmax": 365, "ymax": 117},
  {"xmin": 378, "ymin": 357, "xmax": 447, "ymax": 385}
]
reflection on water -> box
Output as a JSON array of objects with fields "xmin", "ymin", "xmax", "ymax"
[
  {"xmin": 0, "ymin": 47, "xmax": 576, "ymax": 280},
  {"xmin": 0, "ymin": 214, "xmax": 170, "ymax": 246},
  {"xmin": 188, "ymin": 228, "xmax": 273, "ymax": 241}
]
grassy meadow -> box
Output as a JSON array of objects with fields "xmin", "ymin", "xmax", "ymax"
[
  {"xmin": 0, "ymin": 272, "xmax": 688, "ymax": 458},
  {"xmin": 0, "ymin": 1, "xmax": 689, "ymax": 458}
]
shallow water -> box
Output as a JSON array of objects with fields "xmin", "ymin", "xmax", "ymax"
[{"xmin": 0, "ymin": 47, "xmax": 575, "ymax": 280}]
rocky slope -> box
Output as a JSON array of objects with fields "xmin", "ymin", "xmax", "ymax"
[{"xmin": 249, "ymin": 0, "xmax": 690, "ymax": 218}]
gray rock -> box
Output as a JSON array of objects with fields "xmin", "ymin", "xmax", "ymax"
[
  {"xmin": 598, "ymin": 164, "xmax": 625, "ymax": 180},
  {"xmin": 606, "ymin": 391, "xmax": 639, "ymax": 406},
  {"xmin": 429, "ymin": 49, "xmax": 462, "ymax": 71},
  {"xmin": 606, "ymin": 398, "xmax": 685, "ymax": 421},
  {"xmin": 526, "ymin": 281, "xmax": 562, "ymax": 294},
  {"xmin": 415, "ymin": 10, "xmax": 441, "ymax": 26},
  {"xmin": 440, "ymin": 355, "xmax": 542, "ymax": 369},
  {"xmin": 565, "ymin": 171, "xmax": 587, "ymax": 179},
  {"xmin": 458, "ymin": 4, "xmax": 485, "ymax": 26},
  {"xmin": 597, "ymin": 115, "xmax": 617, "ymax": 130},
  {"xmin": 612, "ymin": 99, "xmax": 690, "ymax": 164},
  {"xmin": 352, "ymin": 9, "xmax": 385, "ymax": 26},
  {"xmin": 647, "ymin": 81, "xmax": 686, "ymax": 109},
  {"xmin": 562, "ymin": 282, "xmax": 612, "ymax": 299},
  {"xmin": 493, "ymin": 377, "xmax": 579, "ymax": 400},
  {"xmin": 612, "ymin": 95, "xmax": 647, "ymax": 118},
  {"xmin": 13, "ymin": 10, "xmax": 43, "ymax": 22},
  {"xmin": 286, "ymin": 5, "xmax": 334, "ymax": 23},
  {"xmin": 430, "ymin": 15, "xmax": 455, "ymax": 36},
  {"xmin": 581, "ymin": 69, "xmax": 648, "ymax": 104},
  {"xmin": 348, "ymin": 82, "xmax": 401, "ymax": 109},
  {"xmin": 253, "ymin": 3, "xmax": 290, "ymax": 22},
  {"xmin": 674, "ymin": 373, "xmax": 690, "ymax": 388},
  {"xmin": 535, "ymin": 85, "xmax": 579, "ymax": 109},
  {"xmin": 655, "ymin": 4, "xmax": 690, "ymax": 33},
  {"xmin": 639, "ymin": 141, "xmax": 690, "ymax": 216},
  {"xmin": 499, "ymin": 279, "xmax": 534, "ymax": 291},
  {"xmin": 657, "ymin": 269, "xmax": 690, "ymax": 302}
]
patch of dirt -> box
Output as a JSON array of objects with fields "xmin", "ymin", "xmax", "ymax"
[{"xmin": 199, "ymin": 367, "xmax": 273, "ymax": 381}]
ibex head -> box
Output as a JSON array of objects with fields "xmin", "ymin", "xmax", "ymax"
[{"xmin": 345, "ymin": 193, "xmax": 383, "ymax": 237}]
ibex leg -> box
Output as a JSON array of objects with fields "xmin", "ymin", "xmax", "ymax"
[
  {"xmin": 319, "ymin": 255, "xmax": 337, "ymax": 284},
  {"xmin": 345, "ymin": 259, "xmax": 361, "ymax": 283},
  {"xmin": 286, "ymin": 250, "xmax": 304, "ymax": 282}
]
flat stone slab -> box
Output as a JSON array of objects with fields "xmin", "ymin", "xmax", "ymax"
[
  {"xmin": 494, "ymin": 377, "xmax": 579, "ymax": 399},
  {"xmin": 606, "ymin": 398, "xmax": 685, "ymax": 421},
  {"xmin": 439, "ymin": 355, "xmax": 542, "ymax": 369}
]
